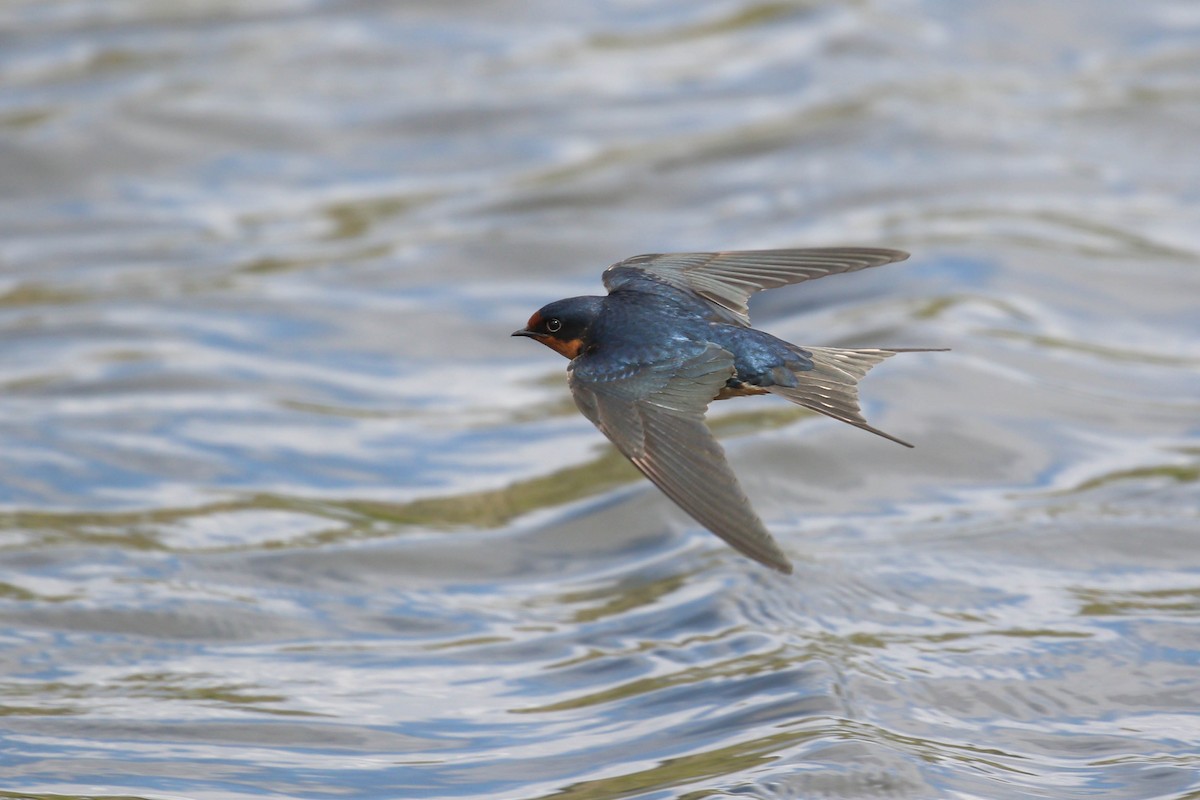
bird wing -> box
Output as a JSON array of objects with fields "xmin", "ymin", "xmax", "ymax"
[
  {"xmin": 568, "ymin": 342, "xmax": 793, "ymax": 573},
  {"xmin": 602, "ymin": 248, "xmax": 909, "ymax": 326}
]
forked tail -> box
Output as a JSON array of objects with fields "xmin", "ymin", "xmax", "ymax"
[{"xmin": 767, "ymin": 346, "xmax": 946, "ymax": 447}]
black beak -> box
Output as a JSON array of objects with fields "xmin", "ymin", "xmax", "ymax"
[{"xmin": 512, "ymin": 328, "xmax": 540, "ymax": 338}]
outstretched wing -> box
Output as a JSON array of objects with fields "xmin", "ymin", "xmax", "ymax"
[
  {"xmin": 569, "ymin": 342, "xmax": 793, "ymax": 573},
  {"xmin": 603, "ymin": 248, "xmax": 908, "ymax": 326}
]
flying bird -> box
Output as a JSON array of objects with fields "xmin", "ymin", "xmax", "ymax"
[{"xmin": 513, "ymin": 248, "xmax": 942, "ymax": 574}]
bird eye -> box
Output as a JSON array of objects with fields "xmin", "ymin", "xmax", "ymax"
[{"xmin": 545, "ymin": 318, "xmax": 562, "ymax": 333}]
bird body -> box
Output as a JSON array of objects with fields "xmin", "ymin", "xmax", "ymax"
[{"xmin": 514, "ymin": 248, "xmax": 944, "ymax": 574}]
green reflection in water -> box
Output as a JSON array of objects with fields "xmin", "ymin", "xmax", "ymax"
[
  {"xmin": 279, "ymin": 400, "xmax": 416, "ymax": 419},
  {"xmin": 120, "ymin": 671, "xmax": 324, "ymax": 717},
  {"xmin": 239, "ymin": 243, "xmax": 392, "ymax": 275},
  {"xmin": 0, "ymin": 283, "xmax": 90, "ymax": 307},
  {"xmin": 514, "ymin": 645, "xmax": 795, "ymax": 714},
  {"xmin": 1040, "ymin": 450, "xmax": 1200, "ymax": 501},
  {"xmin": 0, "ymin": 582, "xmax": 74, "ymax": 603},
  {"xmin": 592, "ymin": 3, "xmax": 808, "ymax": 48},
  {"xmin": 322, "ymin": 193, "xmax": 437, "ymax": 240},
  {"xmin": 829, "ymin": 718, "xmax": 1035, "ymax": 776},
  {"xmin": 1029, "ymin": 209, "xmax": 1198, "ymax": 259},
  {"xmin": 0, "ymin": 406, "xmax": 811, "ymax": 553},
  {"xmin": 555, "ymin": 571, "xmax": 692, "ymax": 624},
  {"xmin": 911, "ymin": 294, "xmax": 1030, "ymax": 321},
  {"xmin": 913, "ymin": 207, "xmax": 1195, "ymax": 259},
  {"xmin": 343, "ymin": 445, "xmax": 642, "ymax": 530},
  {"xmin": 0, "ymin": 107, "xmax": 55, "ymax": 130},
  {"xmin": 0, "ymin": 793, "xmax": 155, "ymax": 800},
  {"xmin": 423, "ymin": 635, "xmax": 512, "ymax": 651},
  {"xmin": 536, "ymin": 727, "xmax": 820, "ymax": 800},
  {"xmin": 0, "ymin": 673, "xmax": 324, "ymax": 719},
  {"xmin": 543, "ymin": 624, "xmax": 749, "ymax": 674},
  {"xmin": 0, "ymin": 705, "xmax": 77, "ymax": 717},
  {"xmin": 516, "ymin": 99, "xmax": 871, "ymax": 192},
  {"xmin": 982, "ymin": 329, "xmax": 1200, "ymax": 366},
  {"xmin": 1074, "ymin": 585, "xmax": 1200, "ymax": 618},
  {"xmin": 1070, "ymin": 462, "xmax": 1200, "ymax": 492}
]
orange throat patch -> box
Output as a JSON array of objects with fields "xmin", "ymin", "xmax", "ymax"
[{"xmin": 542, "ymin": 336, "xmax": 584, "ymax": 359}]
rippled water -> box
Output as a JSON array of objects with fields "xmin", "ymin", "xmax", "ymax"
[{"xmin": 2, "ymin": 1, "xmax": 1199, "ymax": 798}]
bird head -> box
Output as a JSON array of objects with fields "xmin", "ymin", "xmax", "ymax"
[{"xmin": 512, "ymin": 296, "xmax": 603, "ymax": 360}]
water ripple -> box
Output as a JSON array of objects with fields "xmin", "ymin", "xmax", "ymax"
[{"xmin": 1, "ymin": 0, "xmax": 1199, "ymax": 798}]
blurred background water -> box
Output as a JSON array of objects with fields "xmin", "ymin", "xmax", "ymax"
[{"xmin": 1, "ymin": 1, "xmax": 1199, "ymax": 798}]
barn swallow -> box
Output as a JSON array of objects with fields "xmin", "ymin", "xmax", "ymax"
[{"xmin": 513, "ymin": 248, "xmax": 944, "ymax": 574}]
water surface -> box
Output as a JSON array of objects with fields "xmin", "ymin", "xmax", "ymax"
[{"xmin": 1, "ymin": 1, "xmax": 1199, "ymax": 798}]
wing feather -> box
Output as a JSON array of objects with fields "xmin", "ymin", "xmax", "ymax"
[
  {"xmin": 569, "ymin": 343, "xmax": 793, "ymax": 573},
  {"xmin": 603, "ymin": 248, "xmax": 908, "ymax": 326}
]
